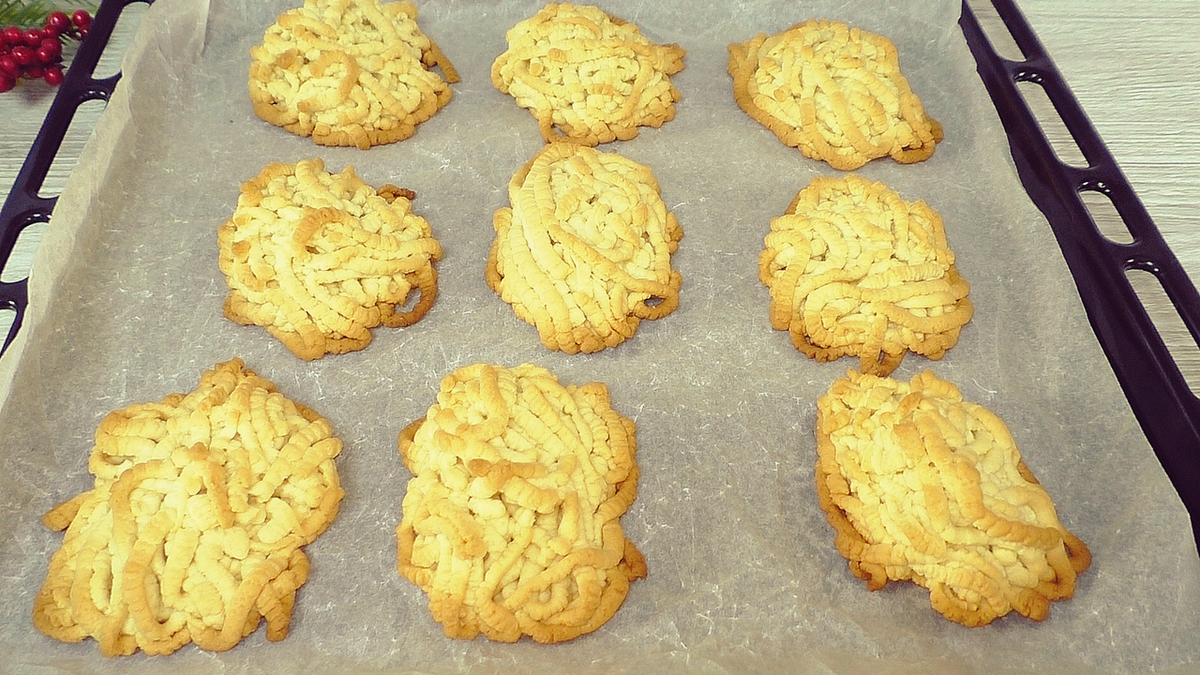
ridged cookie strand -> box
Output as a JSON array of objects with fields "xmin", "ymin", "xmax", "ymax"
[
  {"xmin": 249, "ymin": 0, "xmax": 458, "ymax": 149},
  {"xmin": 492, "ymin": 3, "xmax": 685, "ymax": 145},
  {"xmin": 218, "ymin": 158, "xmax": 442, "ymax": 360},
  {"xmin": 397, "ymin": 363, "xmax": 646, "ymax": 643},
  {"xmin": 815, "ymin": 369, "xmax": 1091, "ymax": 626},
  {"xmin": 32, "ymin": 359, "xmax": 344, "ymax": 656},
  {"xmin": 729, "ymin": 19, "xmax": 942, "ymax": 170},
  {"xmin": 759, "ymin": 174, "xmax": 971, "ymax": 376},
  {"xmin": 487, "ymin": 142, "xmax": 683, "ymax": 354}
]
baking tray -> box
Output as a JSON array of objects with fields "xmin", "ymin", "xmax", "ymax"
[{"xmin": 4, "ymin": 0, "xmax": 1195, "ymax": 549}]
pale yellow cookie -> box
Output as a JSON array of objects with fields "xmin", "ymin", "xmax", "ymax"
[
  {"xmin": 487, "ymin": 142, "xmax": 682, "ymax": 354},
  {"xmin": 218, "ymin": 158, "xmax": 442, "ymax": 361},
  {"xmin": 815, "ymin": 369, "xmax": 1091, "ymax": 627},
  {"xmin": 396, "ymin": 363, "xmax": 647, "ymax": 643},
  {"xmin": 492, "ymin": 3, "xmax": 685, "ymax": 145},
  {"xmin": 249, "ymin": 0, "xmax": 458, "ymax": 149},
  {"xmin": 32, "ymin": 359, "xmax": 344, "ymax": 656},
  {"xmin": 729, "ymin": 19, "xmax": 942, "ymax": 170},
  {"xmin": 759, "ymin": 174, "xmax": 971, "ymax": 376}
]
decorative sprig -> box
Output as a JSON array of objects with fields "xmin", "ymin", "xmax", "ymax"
[
  {"xmin": 0, "ymin": 0, "xmax": 92, "ymax": 28},
  {"xmin": 0, "ymin": 1, "xmax": 96, "ymax": 91}
]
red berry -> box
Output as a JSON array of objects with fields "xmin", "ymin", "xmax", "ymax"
[
  {"xmin": 2, "ymin": 26, "xmax": 22, "ymax": 45},
  {"xmin": 24, "ymin": 28, "xmax": 44, "ymax": 48},
  {"xmin": 46, "ymin": 11, "xmax": 72, "ymax": 33},
  {"xmin": 26, "ymin": 65, "xmax": 43, "ymax": 79},
  {"xmin": 10, "ymin": 45, "xmax": 33, "ymax": 67},
  {"xmin": 44, "ymin": 65, "xmax": 64, "ymax": 85},
  {"xmin": 0, "ymin": 73, "xmax": 16, "ymax": 93},
  {"xmin": 38, "ymin": 38, "xmax": 61, "ymax": 60},
  {"xmin": 72, "ymin": 10, "xmax": 92, "ymax": 29},
  {"xmin": 0, "ymin": 54, "xmax": 18, "ymax": 77},
  {"xmin": 36, "ymin": 47, "xmax": 58, "ymax": 65}
]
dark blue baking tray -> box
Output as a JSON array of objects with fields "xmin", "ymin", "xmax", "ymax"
[{"xmin": 2, "ymin": 0, "xmax": 1198, "ymax": 550}]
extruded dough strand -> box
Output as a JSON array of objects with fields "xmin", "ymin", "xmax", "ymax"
[
  {"xmin": 729, "ymin": 19, "xmax": 942, "ymax": 170},
  {"xmin": 492, "ymin": 3, "xmax": 685, "ymax": 145},
  {"xmin": 219, "ymin": 158, "xmax": 442, "ymax": 360},
  {"xmin": 759, "ymin": 174, "xmax": 971, "ymax": 375},
  {"xmin": 249, "ymin": 0, "xmax": 458, "ymax": 149},
  {"xmin": 814, "ymin": 369, "xmax": 1091, "ymax": 627},
  {"xmin": 397, "ymin": 363, "xmax": 646, "ymax": 643},
  {"xmin": 488, "ymin": 143, "xmax": 683, "ymax": 354},
  {"xmin": 32, "ymin": 359, "xmax": 344, "ymax": 656}
]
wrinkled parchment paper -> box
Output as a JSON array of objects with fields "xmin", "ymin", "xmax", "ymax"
[{"xmin": 2, "ymin": 0, "xmax": 1198, "ymax": 672}]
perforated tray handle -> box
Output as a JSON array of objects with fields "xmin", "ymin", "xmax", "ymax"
[
  {"xmin": 0, "ymin": 0, "xmax": 152, "ymax": 351},
  {"xmin": 960, "ymin": 0, "xmax": 1200, "ymax": 548}
]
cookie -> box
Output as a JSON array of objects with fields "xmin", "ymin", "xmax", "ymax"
[
  {"xmin": 32, "ymin": 359, "xmax": 344, "ymax": 655},
  {"xmin": 249, "ymin": 0, "xmax": 458, "ymax": 149},
  {"xmin": 729, "ymin": 19, "xmax": 942, "ymax": 170},
  {"xmin": 815, "ymin": 369, "xmax": 1091, "ymax": 627},
  {"xmin": 218, "ymin": 158, "xmax": 442, "ymax": 361},
  {"xmin": 758, "ymin": 174, "xmax": 971, "ymax": 376},
  {"xmin": 492, "ymin": 3, "xmax": 685, "ymax": 145},
  {"xmin": 486, "ymin": 142, "xmax": 682, "ymax": 354},
  {"xmin": 396, "ymin": 363, "xmax": 647, "ymax": 643}
]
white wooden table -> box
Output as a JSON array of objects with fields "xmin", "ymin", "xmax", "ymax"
[{"xmin": 3, "ymin": 0, "xmax": 1199, "ymax": 381}]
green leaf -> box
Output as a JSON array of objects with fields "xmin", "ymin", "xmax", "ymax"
[
  {"xmin": 0, "ymin": 1, "xmax": 98, "ymax": 29},
  {"xmin": 0, "ymin": 0, "xmax": 55, "ymax": 27}
]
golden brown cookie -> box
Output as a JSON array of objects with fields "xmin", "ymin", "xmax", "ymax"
[
  {"xmin": 218, "ymin": 158, "xmax": 442, "ymax": 361},
  {"xmin": 32, "ymin": 359, "xmax": 344, "ymax": 656},
  {"xmin": 492, "ymin": 3, "xmax": 686, "ymax": 145},
  {"xmin": 815, "ymin": 369, "xmax": 1091, "ymax": 627},
  {"xmin": 249, "ymin": 0, "xmax": 458, "ymax": 149},
  {"xmin": 729, "ymin": 19, "xmax": 942, "ymax": 170},
  {"xmin": 758, "ymin": 174, "xmax": 971, "ymax": 376},
  {"xmin": 396, "ymin": 362, "xmax": 646, "ymax": 643},
  {"xmin": 486, "ymin": 142, "xmax": 683, "ymax": 354}
]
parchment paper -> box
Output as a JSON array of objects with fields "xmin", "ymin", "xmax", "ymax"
[{"xmin": 2, "ymin": 0, "xmax": 1198, "ymax": 673}]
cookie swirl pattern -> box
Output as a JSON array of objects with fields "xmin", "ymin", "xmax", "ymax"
[
  {"xmin": 219, "ymin": 158, "xmax": 442, "ymax": 361},
  {"xmin": 487, "ymin": 143, "xmax": 683, "ymax": 354},
  {"xmin": 32, "ymin": 359, "xmax": 344, "ymax": 656},
  {"xmin": 249, "ymin": 0, "xmax": 458, "ymax": 149},
  {"xmin": 815, "ymin": 369, "xmax": 1091, "ymax": 626},
  {"xmin": 759, "ymin": 174, "xmax": 972, "ymax": 376},
  {"xmin": 492, "ymin": 3, "xmax": 685, "ymax": 145},
  {"xmin": 396, "ymin": 363, "xmax": 647, "ymax": 643},
  {"xmin": 729, "ymin": 19, "xmax": 942, "ymax": 170}
]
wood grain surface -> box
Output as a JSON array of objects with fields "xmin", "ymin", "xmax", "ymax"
[{"xmin": 1017, "ymin": 0, "xmax": 1200, "ymax": 386}]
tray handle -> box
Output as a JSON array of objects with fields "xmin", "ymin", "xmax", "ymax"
[
  {"xmin": 0, "ymin": 0, "xmax": 153, "ymax": 352},
  {"xmin": 960, "ymin": 0, "xmax": 1200, "ymax": 549}
]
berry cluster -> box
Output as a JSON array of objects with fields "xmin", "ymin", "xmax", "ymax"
[{"xmin": 0, "ymin": 9, "xmax": 91, "ymax": 92}]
